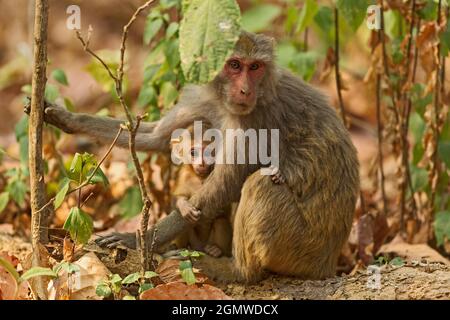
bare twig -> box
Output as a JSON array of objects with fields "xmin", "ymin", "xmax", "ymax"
[
  {"xmin": 430, "ymin": 0, "xmax": 443, "ymax": 217},
  {"xmin": 399, "ymin": 0, "xmax": 417, "ymax": 232},
  {"xmin": 375, "ymin": 73, "xmax": 388, "ymax": 214},
  {"xmin": 75, "ymin": 0, "xmax": 156, "ymax": 271},
  {"xmin": 29, "ymin": 0, "xmax": 50, "ymax": 300}
]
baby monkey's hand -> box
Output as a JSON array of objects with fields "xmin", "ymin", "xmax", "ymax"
[
  {"xmin": 176, "ymin": 197, "xmax": 201, "ymax": 224},
  {"xmin": 269, "ymin": 166, "xmax": 286, "ymax": 184}
]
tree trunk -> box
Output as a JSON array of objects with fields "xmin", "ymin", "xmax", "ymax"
[{"xmin": 29, "ymin": 0, "xmax": 50, "ymax": 299}]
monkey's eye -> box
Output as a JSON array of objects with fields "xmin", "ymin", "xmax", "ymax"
[
  {"xmin": 190, "ymin": 148, "xmax": 199, "ymax": 158},
  {"xmin": 249, "ymin": 63, "xmax": 260, "ymax": 71},
  {"xmin": 229, "ymin": 60, "xmax": 241, "ymax": 70}
]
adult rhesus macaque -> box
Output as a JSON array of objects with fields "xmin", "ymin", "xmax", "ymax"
[{"xmin": 33, "ymin": 31, "xmax": 359, "ymax": 282}]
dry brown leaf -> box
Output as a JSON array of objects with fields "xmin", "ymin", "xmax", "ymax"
[
  {"xmin": 156, "ymin": 259, "xmax": 211, "ymax": 285},
  {"xmin": 48, "ymin": 252, "xmax": 110, "ymax": 300},
  {"xmin": 0, "ymin": 252, "xmax": 29, "ymax": 300},
  {"xmin": 378, "ymin": 236, "xmax": 450, "ymax": 265},
  {"xmin": 140, "ymin": 282, "xmax": 231, "ymax": 300}
]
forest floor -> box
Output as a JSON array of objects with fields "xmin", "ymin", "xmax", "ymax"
[{"xmin": 1, "ymin": 231, "xmax": 449, "ymax": 300}]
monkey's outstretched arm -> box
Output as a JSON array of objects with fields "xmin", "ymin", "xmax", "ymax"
[{"xmin": 25, "ymin": 98, "xmax": 207, "ymax": 152}]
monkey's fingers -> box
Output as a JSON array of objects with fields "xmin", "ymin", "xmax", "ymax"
[
  {"xmin": 106, "ymin": 240, "xmax": 125, "ymax": 249},
  {"xmin": 95, "ymin": 235, "xmax": 118, "ymax": 246}
]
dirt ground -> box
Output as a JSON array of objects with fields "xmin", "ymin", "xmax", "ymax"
[{"xmin": 1, "ymin": 231, "xmax": 449, "ymax": 300}]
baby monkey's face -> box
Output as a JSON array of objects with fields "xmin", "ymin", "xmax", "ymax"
[{"xmin": 190, "ymin": 144, "xmax": 214, "ymax": 178}]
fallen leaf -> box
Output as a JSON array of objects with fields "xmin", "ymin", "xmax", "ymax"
[{"xmin": 140, "ymin": 282, "xmax": 231, "ymax": 300}]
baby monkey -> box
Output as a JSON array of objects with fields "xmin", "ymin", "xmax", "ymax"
[
  {"xmin": 171, "ymin": 123, "xmax": 232, "ymax": 257},
  {"xmin": 170, "ymin": 122, "xmax": 286, "ymax": 257}
]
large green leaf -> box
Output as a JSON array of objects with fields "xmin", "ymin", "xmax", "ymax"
[
  {"xmin": 336, "ymin": 0, "xmax": 369, "ymax": 32},
  {"xmin": 295, "ymin": 0, "xmax": 318, "ymax": 34},
  {"xmin": 119, "ymin": 186, "xmax": 144, "ymax": 219},
  {"xmin": 241, "ymin": 4, "xmax": 281, "ymax": 33},
  {"xmin": 20, "ymin": 267, "xmax": 57, "ymax": 282},
  {"xmin": 434, "ymin": 211, "xmax": 450, "ymax": 247},
  {"xmin": 63, "ymin": 207, "xmax": 93, "ymax": 244},
  {"xmin": 180, "ymin": 0, "xmax": 241, "ymax": 84}
]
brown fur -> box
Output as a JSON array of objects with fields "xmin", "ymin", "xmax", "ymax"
[{"xmin": 37, "ymin": 31, "xmax": 360, "ymax": 283}]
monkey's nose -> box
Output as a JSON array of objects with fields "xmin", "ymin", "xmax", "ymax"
[{"xmin": 240, "ymin": 89, "xmax": 251, "ymax": 96}]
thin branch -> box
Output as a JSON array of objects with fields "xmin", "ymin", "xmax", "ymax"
[
  {"xmin": 430, "ymin": 0, "xmax": 443, "ymax": 214},
  {"xmin": 29, "ymin": 0, "xmax": 50, "ymax": 300},
  {"xmin": 75, "ymin": 0, "xmax": 156, "ymax": 271},
  {"xmin": 376, "ymin": 73, "xmax": 388, "ymax": 215}
]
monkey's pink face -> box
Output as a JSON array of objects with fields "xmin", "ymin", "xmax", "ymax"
[{"xmin": 223, "ymin": 57, "xmax": 266, "ymax": 115}]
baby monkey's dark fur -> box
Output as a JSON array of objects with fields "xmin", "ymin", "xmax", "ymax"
[{"xmin": 34, "ymin": 31, "xmax": 360, "ymax": 283}]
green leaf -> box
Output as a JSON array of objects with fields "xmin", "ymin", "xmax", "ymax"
[
  {"xmin": 241, "ymin": 4, "xmax": 281, "ymax": 33},
  {"xmin": 96, "ymin": 282, "xmax": 112, "ymax": 298},
  {"xmin": 161, "ymin": 0, "xmax": 180, "ymax": 10},
  {"xmin": 179, "ymin": 0, "xmax": 241, "ymax": 84},
  {"xmin": 144, "ymin": 17, "xmax": 164, "ymax": 45},
  {"xmin": 70, "ymin": 153, "xmax": 83, "ymax": 176},
  {"xmin": 6, "ymin": 177, "xmax": 27, "ymax": 207},
  {"xmin": 0, "ymin": 192, "xmax": 9, "ymax": 214},
  {"xmin": 139, "ymin": 282, "xmax": 154, "ymax": 294},
  {"xmin": 336, "ymin": 0, "xmax": 369, "ymax": 32},
  {"xmin": 85, "ymin": 50, "xmax": 119, "ymax": 92},
  {"xmin": 389, "ymin": 257, "xmax": 405, "ymax": 267},
  {"xmin": 64, "ymin": 97, "xmax": 75, "ymax": 112},
  {"xmin": 314, "ymin": 6, "xmax": 334, "ymax": 41},
  {"xmin": 122, "ymin": 295, "xmax": 136, "ymax": 300},
  {"xmin": 161, "ymin": 82, "xmax": 179, "ymax": 108},
  {"xmin": 166, "ymin": 22, "xmax": 179, "ymax": 39},
  {"xmin": 45, "ymin": 84, "xmax": 60, "ymax": 103},
  {"xmin": 295, "ymin": 0, "xmax": 319, "ymax": 34},
  {"xmin": 54, "ymin": 261, "xmax": 80, "ymax": 275},
  {"xmin": 179, "ymin": 260, "xmax": 196, "ymax": 285},
  {"xmin": 410, "ymin": 165, "xmax": 428, "ymax": 192},
  {"xmin": 54, "ymin": 178, "xmax": 70, "ymax": 209},
  {"xmin": 276, "ymin": 42, "xmax": 298, "ymax": 68},
  {"xmin": 20, "ymin": 267, "xmax": 57, "ymax": 282},
  {"xmin": 14, "ymin": 115, "xmax": 28, "ymax": 141},
  {"xmin": 122, "ymin": 272, "xmax": 141, "ymax": 284},
  {"xmin": 138, "ymin": 86, "xmax": 157, "ymax": 107},
  {"xmin": 63, "ymin": 207, "xmax": 93, "ymax": 244},
  {"xmin": 0, "ymin": 257, "xmax": 20, "ymax": 282},
  {"xmin": 438, "ymin": 142, "xmax": 450, "ymax": 169},
  {"xmin": 144, "ymin": 271, "xmax": 158, "ymax": 279},
  {"xmin": 87, "ymin": 167, "xmax": 109, "ymax": 186},
  {"xmin": 119, "ymin": 187, "xmax": 144, "ymax": 219},
  {"xmin": 51, "ymin": 69, "xmax": 69, "ymax": 86},
  {"xmin": 441, "ymin": 19, "xmax": 450, "ymax": 56},
  {"xmin": 110, "ymin": 274, "xmax": 123, "ymax": 285},
  {"xmin": 289, "ymin": 51, "xmax": 318, "ymax": 82},
  {"xmin": 434, "ymin": 211, "xmax": 450, "ymax": 246},
  {"xmin": 18, "ymin": 136, "xmax": 28, "ymax": 168}
]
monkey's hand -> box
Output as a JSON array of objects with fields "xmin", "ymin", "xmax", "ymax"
[
  {"xmin": 269, "ymin": 166, "xmax": 285, "ymax": 184},
  {"xmin": 176, "ymin": 198, "xmax": 201, "ymax": 224},
  {"xmin": 95, "ymin": 232, "xmax": 137, "ymax": 249},
  {"xmin": 24, "ymin": 98, "xmax": 75, "ymax": 133}
]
